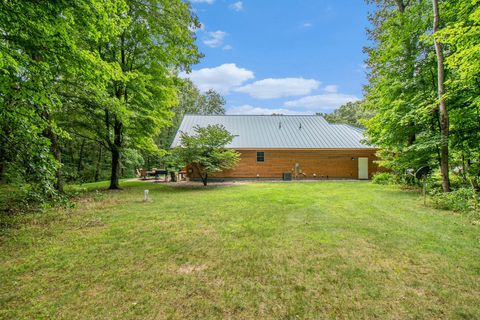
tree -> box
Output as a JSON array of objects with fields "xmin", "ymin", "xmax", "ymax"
[
  {"xmin": 102, "ymin": 0, "xmax": 202, "ymax": 190},
  {"xmin": 318, "ymin": 101, "xmax": 373, "ymax": 128},
  {"xmin": 438, "ymin": 1, "xmax": 480, "ymax": 188},
  {"xmin": 172, "ymin": 125, "xmax": 240, "ymax": 186},
  {"xmin": 202, "ymin": 89, "xmax": 227, "ymax": 115},
  {"xmin": 364, "ymin": 0, "xmax": 442, "ymax": 175},
  {"xmin": 363, "ymin": 0, "xmax": 480, "ymax": 192},
  {"xmin": 0, "ymin": 0, "xmax": 127, "ymax": 198},
  {"xmin": 162, "ymin": 151, "xmax": 184, "ymax": 182},
  {"xmin": 432, "ymin": 0, "xmax": 450, "ymax": 192},
  {"xmin": 63, "ymin": 0, "xmax": 202, "ymax": 190},
  {"xmin": 156, "ymin": 79, "xmax": 226, "ymax": 150}
]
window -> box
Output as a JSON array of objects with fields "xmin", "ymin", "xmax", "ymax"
[{"xmin": 256, "ymin": 151, "xmax": 265, "ymax": 162}]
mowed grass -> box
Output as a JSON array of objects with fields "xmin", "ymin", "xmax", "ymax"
[{"xmin": 1, "ymin": 181, "xmax": 479, "ymax": 319}]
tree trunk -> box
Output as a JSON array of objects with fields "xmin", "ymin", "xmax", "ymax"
[
  {"xmin": 94, "ymin": 145, "xmax": 102, "ymax": 182},
  {"xmin": 0, "ymin": 139, "xmax": 5, "ymax": 182},
  {"xmin": 108, "ymin": 38, "xmax": 127, "ymax": 190},
  {"xmin": 77, "ymin": 139, "xmax": 85, "ymax": 177},
  {"xmin": 432, "ymin": 0, "xmax": 450, "ymax": 192},
  {"xmin": 109, "ymin": 119, "xmax": 122, "ymax": 190},
  {"xmin": 461, "ymin": 153, "xmax": 467, "ymax": 182},
  {"xmin": 467, "ymin": 159, "xmax": 480, "ymax": 191},
  {"xmin": 202, "ymin": 173, "xmax": 208, "ymax": 186},
  {"xmin": 51, "ymin": 134, "xmax": 63, "ymax": 192},
  {"xmin": 395, "ymin": 0, "xmax": 406, "ymax": 12},
  {"xmin": 110, "ymin": 147, "xmax": 120, "ymax": 189},
  {"xmin": 43, "ymin": 125, "xmax": 63, "ymax": 193}
]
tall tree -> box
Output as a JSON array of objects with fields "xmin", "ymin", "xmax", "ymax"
[
  {"xmin": 0, "ymin": 0, "xmax": 127, "ymax": 197},
  {"xmin": 157, "ymin": 79, "xmax": 226, "ymax": 150},
  {"xmin": 104, "ymin": 0, "xmax": 201, "ymax": 190},
  {"xmin": 63, "ymin": 0, "xmax": 202, "ymax": 189},
  {"xmin": 364, "ymin": 0, "xmax": 479, "ymax": 191},
  {"xmin": 432, "ymin": 0, "xmax": 450, "ymax": 192},
  {"xmin": 439, "ymin": 1, "xmax": 480, "ymax": 187},
  {"xmin": 202, "ymin": 89, "xmax": 227, "ymax": 115},
  {"xmin": 364, "ymin": 0, "xmax": 442, "ymax": 174},
  {"xmin": 317, "ymin": 101, "xmax": 373, "ymax": 128}
]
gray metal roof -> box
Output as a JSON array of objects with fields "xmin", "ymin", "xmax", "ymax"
[{"xmin": 171, "ymin": 115, "xmax": 374, "ymax": 149}]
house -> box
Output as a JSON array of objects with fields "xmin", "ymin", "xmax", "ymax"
[{"xmin": 171, "ymin": 114, "xmax": 381, "ymax": 180}]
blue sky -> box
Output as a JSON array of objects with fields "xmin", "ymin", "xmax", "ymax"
[{"xmin": 184, "ymin": 0, "xmax": 372, "ymax": 115}]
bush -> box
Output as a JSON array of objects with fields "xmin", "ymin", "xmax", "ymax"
[
  {"xmin": 430, "ymin": 187, "xmax": 478, "ymax": 212},
  {"xmin": 372, "ymin": 172, "xmax": 398, "ymax": 185}
]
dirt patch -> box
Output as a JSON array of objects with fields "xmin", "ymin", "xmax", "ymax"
[
  {"xmin": 177, "ymin": 264, "xmax": 208, "ymax": 274},
  {"xmin": 135, "ymin": 179, "xmax": 249, "ymax": 189}
]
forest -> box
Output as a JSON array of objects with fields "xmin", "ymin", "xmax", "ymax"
[
  {"xmin": 1, "ymin": 0, "xmax": 479, "ymax": 208},
  {"xmin": 0, "ymin": 0, "xmax": 226, "ymax": 206},
  {"xmin": 361, "ymin": 0, "xmax": 480, "ymax": 210}
]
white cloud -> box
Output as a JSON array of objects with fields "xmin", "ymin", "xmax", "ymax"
[
  {"xmin": 229, "ymin": 1, "xmax": 243, "ymax": 11},
  {"xmin": 223, "ymin": 45, "xmax": 233, "ymax": 50},
  {"xmin": 323, "ymin": 85, "xmax": 338, "ymax": 93},
  {"xmin": 203, "ymin": 30, "xmax": 227, "ymax": 48},
  {"xmin": 227, "ymin": 105, "xmax": 313, "ymax": 115},
  {"xmin": 181, "ymin": 63, "xmax": 254, "ymax": 94},
  {"xmin": 235, "ymin": 78, "xmax": 321, "ymax": 99},
  {"xmin": 284, "ymin": 93, "xmax": 360, "ymax": 111},
  {"xmin": 191, "ymin": 0, "xmax": 214, "ymax": 3},
  {"xmin": 301, "ymin": 22, "xmax": 313, "ymax": 28}
]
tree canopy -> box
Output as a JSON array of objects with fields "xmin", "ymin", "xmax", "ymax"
[
  {"xmin": 172, "ymin": 125, "xmax": 240, "ymax": 186},
  {"xmin": 0, "ymin": 0, "xmax": 202, "ymax": 202},
  {"xmin": 318, "ymin": 101, "xmax": 373, "ymax": 128},
  {"xmin": 363, "ymin": 0, "xmax": 480, "ymax": 191},
  {"xmin": 156, "ymin": 79, "xmax": 226, "ymax": 151}
]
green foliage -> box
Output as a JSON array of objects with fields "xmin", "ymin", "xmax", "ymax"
[
  {"xmin": 364, "ymin": 0, "xmax": 439, "ymax": 174},
  {"xmin": 172, "ymin": 125, "xmax": 240, "ymax": 185},
  {"xmin": 156, "ymin": 79, "xmax": 226, "ymax": 150},
  {"xmin": 0, "ymin": 0, "xmax": 126, "ymax": 200},
  {"xmin": 319, "ymin": 101, "xmax": 373, "ymax": 128},
  {"xmin": 121, "ymin": 149, "xmax": 145, "ymax": 177},
  {"xmin": 439, "ymin": 1, "xmax": 480, "ymax": 186},
  {"xmin": 1, "ymin": 0, "xmax": 202, "ymax": 204},
  {"xmin": 430, "ymin": 187, "xmax": 478, "ymax": 213},
  {"xmin": 372, "ymin": 172, "xmax": 398, "ymax": 185},
  {"xmin": 364, "ymin": 0, "xmax": 480, "ymax": 191},
  {"xmin": 162, "ymin": 151, "xmax": 184, "ymax": 174},
  {"xmin": 65, "ymin": 0, "xmax": 203, "ymax": 189},
  {"xmin": 439, "ymin": 1, "xmax": 480, "ymax": 87}
]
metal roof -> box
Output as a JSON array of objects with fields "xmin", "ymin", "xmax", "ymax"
[{"xmin": 171, "ymin": 115, "xmax": 374, "ymax": 149}]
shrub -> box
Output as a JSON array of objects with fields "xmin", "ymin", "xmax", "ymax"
[
  {"xmin": 372, "ymin": 172, "xmax": 398, "ymax": 185},
  {"xmin": 430, "ymin": 187, "xmax": 478, "ymax": 212}
]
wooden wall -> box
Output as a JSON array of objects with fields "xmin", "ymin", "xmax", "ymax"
[{"xmin": 189, "ymin": 149, "xmax": 381, "ymax": 180}]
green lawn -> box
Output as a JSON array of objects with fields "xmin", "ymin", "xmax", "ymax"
[{"xmin": 1, "ymin": 181, "xmax": 479, "ymax": 319}]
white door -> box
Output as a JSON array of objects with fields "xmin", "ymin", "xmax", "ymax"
[{"xmin": 358, "ymin": 157, "xmax": 369, "ymax": 180}]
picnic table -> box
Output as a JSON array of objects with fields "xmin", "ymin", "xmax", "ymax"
[{"xmin": 138, "ymin": 169, "xmax": 168, "ymax": 181}]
